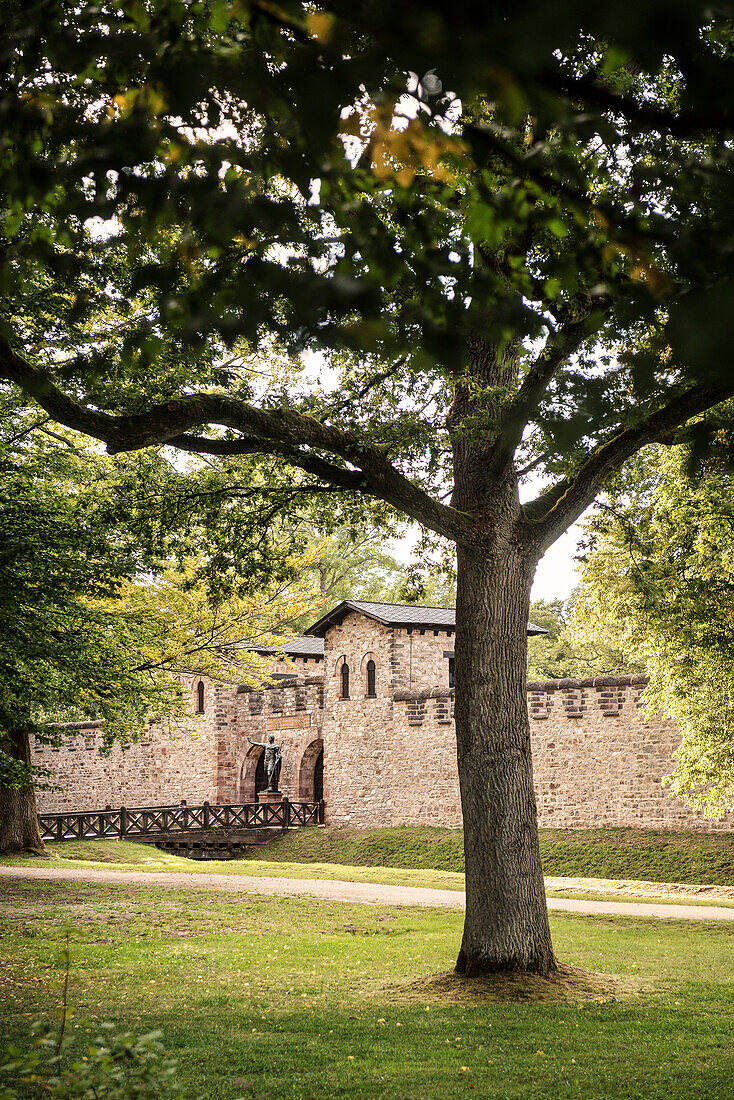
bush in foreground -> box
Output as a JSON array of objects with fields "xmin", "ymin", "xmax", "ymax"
[{"xmin": 0, "ymin": 1020, "xmax": 183, "ymax": 1100}]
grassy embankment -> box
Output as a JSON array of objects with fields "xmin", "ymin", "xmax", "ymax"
[
  {"xmin": 4, "ymin": 826, "xmax": 732, "ymax": 895},
  {"xmin": 1, "ymin": 876, "xmax": 733, "ymax": 1098},
  {"xmin": 246, "ymin": 825, "xmax": 734, "ymax": 886}
]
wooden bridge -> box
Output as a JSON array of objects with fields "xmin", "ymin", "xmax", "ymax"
[{"xmin": 38, "ymin": 799, "xmax": 325, "ymax": 848}]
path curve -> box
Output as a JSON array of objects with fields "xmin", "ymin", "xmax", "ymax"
[{"xmin": 3, "ymin": 865, "xmax": 734, "ymax": 921}]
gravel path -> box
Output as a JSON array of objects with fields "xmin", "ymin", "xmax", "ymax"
[{"xmin": 3, "ymin": 865, "xmax": 734, "ymax": 921}]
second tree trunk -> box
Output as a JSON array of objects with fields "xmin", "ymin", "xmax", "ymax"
[{"xmin": 0, "ymin": 729, "xmax": 45, "ymax": 855}]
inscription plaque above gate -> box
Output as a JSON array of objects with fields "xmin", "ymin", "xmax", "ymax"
[{"xmin": 266, "ymin": 715, "xmax": 312, "ymax": 731}]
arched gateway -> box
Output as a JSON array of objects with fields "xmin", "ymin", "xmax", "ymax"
[
  {"xmin": 239, "ymin": 743, "xmax": 268, "ymax": 803},
  {"xmin": 298, "ymin": 738, "xmax": 324, "ymax": 803}
]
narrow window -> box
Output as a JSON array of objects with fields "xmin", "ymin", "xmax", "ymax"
[
  {"xmin": 340, "ymin": 663, "xmax": 350, "ymax": 699},
  {"xmin": 366, "ymin": 659, "xmax": 376, "ymax": 698},
  {"xmin": 196, "ymin": 680, "xmax": 205, "ymax": 714},
  {"xmin": 448, "ymin": 657, "xmax": 455, "ymax": 689}
]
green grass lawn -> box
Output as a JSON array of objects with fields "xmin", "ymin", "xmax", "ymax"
[
  {"xmin": 1, "ymin": 876, "xmax": 733, "ymax": 1099},
  {"xmin": 1, "ymin": 839, "xmax": 467, "ymax": 891},
  {"xmin": 10, "ymin": 824, "xmax": 734, "ymax": 885}
]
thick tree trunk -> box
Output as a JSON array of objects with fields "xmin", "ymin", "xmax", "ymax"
[
  {"xmin": 453, "ymin": 542, "xmax": 555, "ymax": 976},
  {"xmin": 0, "ymin": 729, "xmax": 45, "ymax": 854},
  {"xmin": 447, "ymin": 334, "xmax": 555, "ymax": 975}
]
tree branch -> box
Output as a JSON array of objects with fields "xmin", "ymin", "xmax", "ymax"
[
  {"xmin": 168, "ymin": 432, "xmax": 366, "ymax": 493},
  {"xmin": 524, "ymin": 381, "xmax": 734, "ymax": 550},
  {"xmin": 487, "ymin": 299, "xmax": 611, "ymax": 476},
  {"xmin": 0, "ymin": 339, "xmax": 468, "ymax": 540},
  {"xmin": 542, "ymin": 70, "xmax": 734, "ymax": 139}
]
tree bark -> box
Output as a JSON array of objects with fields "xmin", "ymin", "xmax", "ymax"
[
  {"xmin": 0, "ymin": 729, "xmax": 45, "ymax": 854},
  {"xmin": 454, "ymin": 542, "xmax": 555, "ymax": 975},
  {"xmin": 448, "ymin": 333, "xmax": 555, "ymax": 976}
]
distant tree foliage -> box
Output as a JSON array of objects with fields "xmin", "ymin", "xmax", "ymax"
[
  {"xmin": 574, "ymin": 440, "xmax": 734, "ymax": 814},
  {"xmin": 527, "ymin": 597, "xmax": 637, "ymax": 681},
  {"xmin": 0, "ymin": 398, "xmax": 322, "ymax": 851}
]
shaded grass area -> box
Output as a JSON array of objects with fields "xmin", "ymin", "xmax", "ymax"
[{"xmin": 1, "ymin": 878, "xmax": 734, "ymax": 1099}]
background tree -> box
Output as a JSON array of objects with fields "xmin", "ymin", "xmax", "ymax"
[
  {"xmin": 286, "ymin": 523, "xmax": 459, "ymax": 624},
  {"xmin": 573, "ymin": 438, "xmax": 734, "ymax": 816},
  {"xmin": 3, "ymin": 1, "xmax": 734, "ymax": 974},
  {"xmin": 527, "ymin": 596, "xmax": 637, "ymax": 680},
  {"xmin": 0, "ymin": 399, "xmax": 321, "ymax": 853}
]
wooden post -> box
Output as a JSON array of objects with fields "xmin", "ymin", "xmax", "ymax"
[
  {"xmin": 119, "ymin": 806, "xmax": 127, "ymax": 838},
  {"xmin": 282, "ymin": 797, "xmax": 290, "ymax": 828},
  {"xmin": 203, "ymin": 800, "xmax": 210, "ymax": 828},
  {"xmin": 318, "ymin": 799, "xmax": 325, "ymax": 825}
]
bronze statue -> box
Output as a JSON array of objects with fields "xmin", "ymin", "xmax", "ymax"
[{"xmin": 248, "ymin": 734, "xmax": 282, "ymax": 792}]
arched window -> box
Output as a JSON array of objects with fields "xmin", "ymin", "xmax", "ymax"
[
  {"xmin": 196, "ymin": 680, "xmax": 205, "ymax": 714},
  {"xmin": 366, "ymin": 659, "xmax": 376, "ymax": 698},
  {"xmin": 340, "ymin": 662, "xmax": 350, "ymax": 699}
]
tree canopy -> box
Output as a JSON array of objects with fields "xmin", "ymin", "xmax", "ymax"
[
  {"xmin": 2, "ymin": 0, "xmax": 734, "ymax": 538},
  {"xmin": 0, "ymin": 398, "xmax": 321, "ymax": 788},
  {"xmin": 526, "ymin": 596, "xmax": 637, "ymax": 681}
]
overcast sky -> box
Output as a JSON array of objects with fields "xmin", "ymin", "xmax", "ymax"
[{"xmin": 530, "ymin": 524, "xmax": 582, "ymax": 602}]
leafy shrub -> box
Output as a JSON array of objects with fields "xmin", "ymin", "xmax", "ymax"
[{"xmin": 0, "ymin": 1019, "xmax": 182, "ymax": 1099}]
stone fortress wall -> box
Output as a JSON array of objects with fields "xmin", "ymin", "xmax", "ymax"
[
  {"xmin": 33, "ymin": 609, "xmax": 734, "ymax": 832},
  {"xmin": 33, "ymin": 683, "xmax": 217, "ymax": 813}
]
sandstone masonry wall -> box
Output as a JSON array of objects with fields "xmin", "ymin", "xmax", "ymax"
[
  {"xmin": 325, "ymin": 673, "xmax": 734, "ymax": 831},
  {"xmin": 33, "ymin": 717, "xmax": 217, "ymax": 812},
  {"xmin": 527, "ymin": 675, "xmax": 734, "ymax": 830},
  {"xmin": 389, "ymin": 625, "xmax": 455, "ymax": 691},
  {"xmin": 33, "ymin": 676, "xmax": 222, "ymax": 812},
  {"xmin": 213, "ymin": 677, "xmax": 324, "ymax": 805}
]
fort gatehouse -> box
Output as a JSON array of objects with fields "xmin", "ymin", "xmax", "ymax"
[{"xmin": 33, "ymin": 600, "xmax": 734, "ymax": 831}]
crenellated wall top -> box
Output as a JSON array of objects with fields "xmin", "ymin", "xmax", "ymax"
[
  {"xmin": 236, "ymin": 674, "xmax": 324, "ymax": 695},
  {"xmin": 526, "ymin": 674, "xmax": 648, "ymax": 692}
]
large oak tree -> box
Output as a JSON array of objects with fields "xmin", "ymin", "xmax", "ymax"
[{"xmin": 3, "ymin": 1, "xmax": 734, "ymax": 973}]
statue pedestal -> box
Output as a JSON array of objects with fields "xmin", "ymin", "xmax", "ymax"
[{"xmin": 257, "ymin": 790, "xmax": 282, "ymax": 805}]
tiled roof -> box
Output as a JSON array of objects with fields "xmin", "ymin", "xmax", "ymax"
[
  {"xmin": 305, "ymin": 600, "xmax": 546, "ymax": 636},
  {"xmin": 247, "ymin": 636, "xmax": 325, "ymax": 657}
]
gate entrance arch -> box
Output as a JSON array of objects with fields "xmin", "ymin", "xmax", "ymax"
[
  {"xmin": 298, "ymin": 738, "xmax": 324, "ymax": 803},
  {"xmin": 239, "ymin": 743, "xmax": 268, "ymax": 803}
]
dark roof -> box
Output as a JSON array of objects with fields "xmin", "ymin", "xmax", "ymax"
[
  {"xmin": 304, "ymin": 600, "xmax": 546, "ymax": 637},
  {"xmin": 247, "ymin": 636, "xmax": 325, "ymax": 658}
]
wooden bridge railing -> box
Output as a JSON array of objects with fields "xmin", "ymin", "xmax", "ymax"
[{"xmin": 37, "ymin": 799, "xmax": 325, "ymax": 842}]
